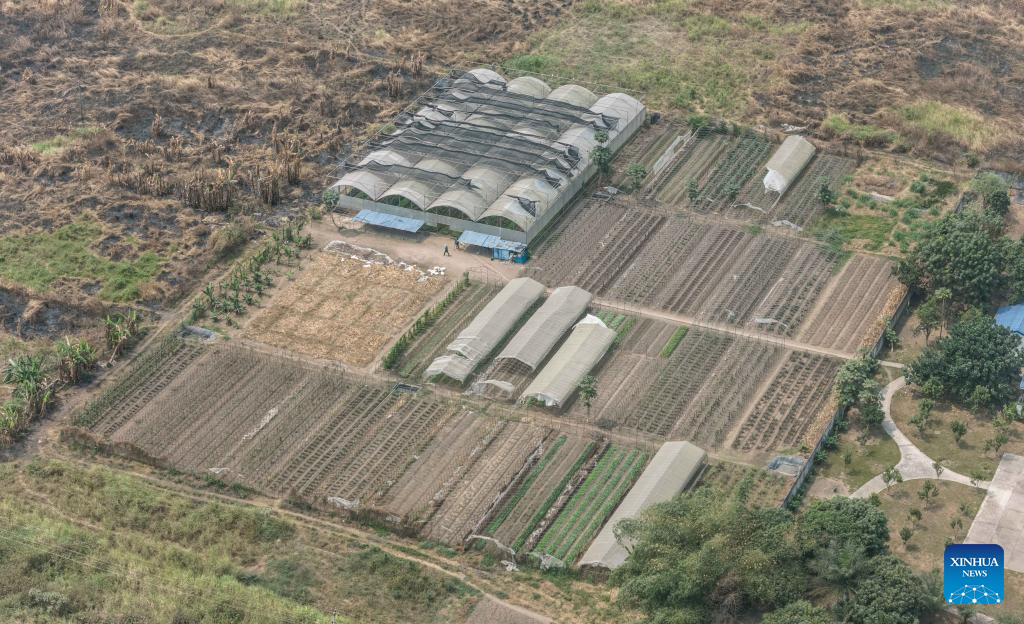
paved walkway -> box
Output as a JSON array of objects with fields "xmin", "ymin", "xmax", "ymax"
[
  {"xmin": 853, "ymin": 377, "xmax": 987, "ymax": 497},
  {"xmin": 966, "ymin": 453, "xmax": 1024, "ymax": 573}
]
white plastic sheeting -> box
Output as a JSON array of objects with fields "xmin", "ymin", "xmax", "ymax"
[
  {"xmin": 579, "ymin": 442, "xmax": 707, "ymax": 570},
  {"xmin": 763, "ymin": 135, "xmax": 816, "ymax": 195},
  {"xmin": 424, "ymin": 277, "xmax": 545, "ymax": 383},
  {"xmin": 495, "ymin": 286, "xmax": 592, "ymax": 370},
  {"xmin": 333, "ymin": 68, "xmax": 646, "ymax": 234},
  {"xmin": 520, "ymin": 315, "xmax": 615, "ymax": 407}
]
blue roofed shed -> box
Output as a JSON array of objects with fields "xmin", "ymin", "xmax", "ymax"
[
  {"xmin": 458, "ymin": 230, "xmax": 528, "ymax": 261},
  {"xmin": 996, "ymin": 304, "xmax": 1024, "ymax": 337},
  {"xmin": 353, "ymin": 209, "xmax": 424, "ymax": 233},
  {"xmin": 995, "ymin": 304, "xmax": 1024, "ymax": 390}
]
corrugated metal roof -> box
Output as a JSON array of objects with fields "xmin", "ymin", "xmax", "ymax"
[
  {"xmin": 424, "ymin": 277, "xmax": 544, "ymax": 382},
  {"xmin": 495, "ymin": 286, "xmax": 592, "ymax": 370},
  {"xmin": 520, "ymin": 315, "xmax": 615, "ymax": 407},
  {"xmin": 996, "ymin": 304, "xmax": 1024, "ymax": 337},
  {"xmin": 763, "ymin": 135, "xmax": 816, "ymax": 194},
  {"xmin": 579, "ymin": 441, "xmax": 707, "ymax": 570},
  {"xmin": 458, "ymin": 230, "xmax": 528, "ymax": 253},
  {"xmin": 353, "ymin": 209, "xmax": 424, "ymax": 233}
]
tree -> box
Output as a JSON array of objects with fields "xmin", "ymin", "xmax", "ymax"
[
  {"xmin": 625, "ymin": 163, "xmax": 648, "ymax": 190},
  {"xmin": 798, "ymin": 497, "xmax": 890, "ymax": 557},
  {"xmin": 590, "ymin": 145, "xmax": 612, "ymax": 181},
  {"xmin": 612, "ymin": 487, "xmax": 805, "ymax": 622},
  {"xmin": 985, "ymin": 431, "xmax": 1010, "ymax": 455},
  {"xmin": 883, "ymin": 318, "xmax": 900, "ymax": 354},
  {"xmin": 763, "ymin": 601, "xmax": 832, "ymax": 624},
  {"xmin": 906, "ymin": 313, "xmax": 1024, "ymax": 408},
  {"xmin": 577, "ymin": 375, "xmax": 597, "ymax": 417},
  {"xmin": 819, "ymin": 183, "xmax": 837, "ymax": 209},
  {"xmin": 987, "ymin": 190, "xmax": 1011, "ymax": 217},
  {"xmin": 882, "ymin": 465, "xmax": 903, "ymax": 486},
  {"xmin": 933, "ymin": 288, "xmax": 953, "ymax": 337},
  {"xmin": 908, "ymin": 508, "xmax": 922, "ymax": 525},
  {"xmin": 950, "ymin": 419, "xmax": 968, "ymax": 444},
  {"xmin": 895, "ymin": 211, "xmax": 1009, "ymax": 307},
  {"xmin": 3, "ymin": 354, "xmax": 55, "ymax": 420},
  {"xmin": 914, "ymin": 298, "xmax": 941, "ymax": 344},
  {"xmin": 857, "ymin": 379, "xmax": 884, "ymax": 427},
  {"xmin": 899, "ymin": 526, "xmax": 913, "ymax": 546},
  {"xmin": 835, "ymin": 354, "xmax": 879, "ymax": 408},
  {"xmin": 840, "ymin": 555, "xmax": 932, "ymax": 624},
  {"xmin": 910, "ymin": 399, "xmax": 932, "ymax": 438},
  {"xmin": 933, "ymin": 460, "xmax": 944, "ymax": 477},
  {"xmin": 686, "ymin": 178, "xmax": 700, "ymax": 203},
  {"xmin": 918, "ymin": 481, "xmax": 939, "ymax": 505}
]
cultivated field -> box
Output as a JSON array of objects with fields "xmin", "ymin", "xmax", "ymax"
[
  {"xmin": 244, "ymin": 246, "xmax": 446, "ymax": 367},
  {"xmin": 394, "ymin": 281, "xmax": 502, "ymax": 379},
  {"xmin": 530, "ymin": 203, "xmax": 836, "ymax": 337},
  {"xmin": 731, "ymin": 352, "xmax": 842, "ymax": 453},
  {"xmin": 532, "ymin": 445, "xmax": 648, "ymax": 564},
  {"xmin": 78, "ymin": 339, "xmax": 649, "ymax": 554},
  {"xmin": 569, "ymin": 318, "xmax": 787, "ymax": 449},
  {"xmin": 484, "ymin": 434, "xmax": 599, "ymax": 552},
  {"xmin": 800, "ymin": 255, "xmax": 904, "ymax": 352},
  {"xmin": 697, "ymin": 460, "xmax": 792, "ymax": 509}
]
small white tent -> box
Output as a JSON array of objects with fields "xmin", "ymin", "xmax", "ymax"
[{"xmin": 763, "ymin": 135, "xmax": 816, "ymax": 195}]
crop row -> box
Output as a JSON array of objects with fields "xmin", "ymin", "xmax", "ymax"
[
  {"xmin": 533, "ymin": 446, "xmax": 647, "ymax": 563},
  {"xmin": 485, "ymin": 435, "xmax": 569, "ymax": 535}
]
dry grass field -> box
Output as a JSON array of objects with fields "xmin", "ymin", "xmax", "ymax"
[
  {"xmin": 0, "ymin": 0, "xmax": 572, "ymax": 333},
  {"xmin": 243, "ymin": 247, "xmax": 446, "ymax": 367},
  {"xmin": 509, "ymin": 0, "xmax": 1024, "ymax": 168}
]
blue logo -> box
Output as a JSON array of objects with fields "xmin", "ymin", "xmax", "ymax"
[{"xmin": 944, "ymin": 544, "xmax": 1004, "ymax": 605}]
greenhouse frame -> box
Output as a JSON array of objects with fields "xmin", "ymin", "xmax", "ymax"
[{"xmin": 331, "ymin": 68, "xmax": 647, "ymax": 243}]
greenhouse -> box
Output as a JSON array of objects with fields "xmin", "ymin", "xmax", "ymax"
[
  {"xmin": 520, "ymin": 315, "xmax": 616, "ymax": 407},
  {"xmin": 331, "ymin": 68, "xmax": 647, "ymax": 243},
  {"xmin": 763, "ymin": 135, "xmax": 816, "ymax": 195}
]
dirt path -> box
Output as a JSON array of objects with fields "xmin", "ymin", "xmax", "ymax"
[{"xmin": 31, "ymin": 442, "xmax": 563, "ymax": 624}]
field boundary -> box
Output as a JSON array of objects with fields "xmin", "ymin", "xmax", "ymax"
[{"xmin": 782, "ymin": 287, "xmax": 912, "ymax": 507}]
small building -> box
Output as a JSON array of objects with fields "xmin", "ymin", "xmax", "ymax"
[
  {"xmin": 578, "ymin": 441, "xmax": 707, "ymax": 570},
  {"xmin": 763, "ymin": 135, "xmax": 816, "ymax": 195}
]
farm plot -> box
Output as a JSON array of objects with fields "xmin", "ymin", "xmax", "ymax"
[
  {"xmin": 421, "ymin": 421, "xmax": 551, "ymax": 546},
  {"xmin": 691, "ymin": 133, "xmax": 772, "ymax": 213},
  {"xmin": 532, "ymin": 445, "xmax": 648, "ymax": 564},
  {"xmin": 605, "ymin": 215, "xmax": 711, "ymax": 304},
  {"xmin": 484, "ymin": 434, "xmax": 599, "ymax": 551},
  {"xmin": 651, "ymin": 130, "xmax": 735, "ymax": 206},
  {"xmin": 697, "ymin": 460, "xmax": 792, "ymax": 508},
  {"xmin": 749, "ymin": 244, "xmax": 836, "ymax": 337},
  {"xmin": 244, "ymin": 249, "xmax": 446, "ymax": 367},
  {"xmin": 528, "ymin": 200, "xmax": 627, "ymax": 288},
  {"xmin": 800, "ymin": 254, "xmax": 902, "ymax": 352},
  {"xmin": 771, "ymin": 153, "xmax": 857, "ymax": 228},
  {"xmin": 731, "ymin": 351, "xmax": 842, "ymax": 452},
  {"xmin": 91, "ymin": 344, "xmax": 465, "ymax": 508},
  {"xmin": 75, "ymin": 334, "xmax": 204, "ymax": 436},
  {"xmin": 394, "ymin": 281, "xmax": 502, "ymax": 379}
]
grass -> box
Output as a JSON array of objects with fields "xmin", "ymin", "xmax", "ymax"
[
  {"xmin": 810, "ymin": 211, "xmax": 896, "ymax": 252},
  {"xmin": 820, "ymin": 113, "xmax": 900, "ymax": 147},
  {"xmin": 817, "ymin": 423, "xmax": 901, "ymax": 491},
  {"xmin": 892, "ymin": 100, "xmax": 1002, "ymax": 153},
  {"xmin": 504, "ymin": 1, "xmax": 808, "ymax": 117},
  {"xmin": 0, "ymin": 221, "xmax": 162, "ymax": 302},
  {"xmin": 890, "ymin": 387, "xmax": 1023, "ymax": 481},
  {"xmin": 0, "ymin": 459, "xmax": 478, "ymax": 624},
  {"xmin": 30, "ymin": 126, "xmax": 102, "ymax": 155},
  {"xmin": 659, "ymin": 326, "xmax": 689, "ymax": 358},
  {"xmin": 875, "ymin": 479, "xmax": 1023, "ymax": 619}
]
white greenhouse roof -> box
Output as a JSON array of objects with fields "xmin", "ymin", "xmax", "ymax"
[
  {"xmin": 495, "ymin": 286, "xmax": 592, "ymax": 371},
  {"xmin": 520, "ymin": 315, "xmax": 615, "ymax": 407},
  {"xmin": 579, "ymin": 441, "xmax": 707, "ymax": 570},
  {"xmin": 763, "ymin": 135, "xmax": 816, "ymax": 195},
  {"xmin": 334, "ymin": 69, "xmax": 646, "ymax": 232},
  {"xmin": 424, "ymin": 277, "xmax": 545, "ymax": 383}
]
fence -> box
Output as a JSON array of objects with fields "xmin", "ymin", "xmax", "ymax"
[{"xmin": 781, "ymin": 286, "xmax": 913, "ymax": 508}]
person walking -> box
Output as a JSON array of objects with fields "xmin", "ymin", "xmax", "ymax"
[{"xmin": 443, "ymin": 244, "xmax": 451, "ymax": 257}]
